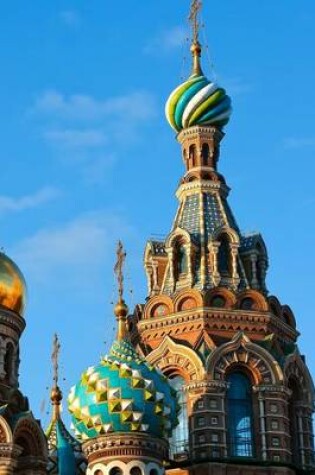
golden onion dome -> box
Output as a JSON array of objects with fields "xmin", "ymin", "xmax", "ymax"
[{"xmin": 0, "ymin": 252, "xmax": 26, "ymax": 316}]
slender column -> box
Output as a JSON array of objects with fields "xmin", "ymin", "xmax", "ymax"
[
  {"xmin": 250, "ymin": 253, "xmax": 259, "ymax": 288},
  {"xmin": 296, "ymin": 405, "xmax": 306, "ymax": 468},
  {"xmin": 258, "ymin": 392, "xmax": 267, "ymax": 461},
  {"xmin": 184, "ymin": 243, "xmax": 193, "ymax": 286},
  {"xmin": 211, "ymin": 242, "xmax": 220, "ymax": 286},
  {"xmin": 145, "ymin": 265, "xmax": 153, "ymax": 295},
  {"xmin": 230, "ymin": 244, "xmax": 239, "ymax": 290},
  {"xmin": 152, "ymin": 262, "xmax": 159, "ymax": 292}
]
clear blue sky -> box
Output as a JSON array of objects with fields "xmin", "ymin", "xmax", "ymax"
[{"xmin": 0, "ymin": 1, "xmax": 314, "ymax": 427}]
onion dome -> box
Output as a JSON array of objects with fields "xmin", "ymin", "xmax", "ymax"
[
  {"xmin": 46, "ymin": 335, "xmax": 87, "ymax": 475},
  {"xmin": 165, "ymin": 41, "xmax": 232, "ymax": 132},
  {"xmin": 68, "ymin": 298, "xmax": 179, "ymax": 442},
  {"xmin": 46, "ymin": 386, "xmax": 86, "ymax": 475},
  {"xmin": 0, "ymin": 252, "xmax": 26, "ymax": 316}
]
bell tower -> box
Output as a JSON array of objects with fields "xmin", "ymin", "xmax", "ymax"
[{"xmin": 131, "ymin": 1, "xmax": 315, "ymax": 474}]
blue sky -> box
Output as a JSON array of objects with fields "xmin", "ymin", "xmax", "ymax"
[{"xmin": 0, "ymin": 1, "xmax": 314, "ymax": 427}]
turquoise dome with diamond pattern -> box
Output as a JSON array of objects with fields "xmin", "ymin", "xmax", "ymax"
[{"xmin": 68, "ymin": 339, "xmax": 179, "ymax": 441}]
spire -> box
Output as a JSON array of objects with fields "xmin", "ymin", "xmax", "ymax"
[
  {"xmin": 50, "ymin": 333, "xmax": 62, "ymax": 421},
  {"xmin": 114, "ymin": 241, "xmax": 129, "ymax": 340},
  {"xmin": 189, "ymin": 0, "xmax": 203, "ymax": 76}
]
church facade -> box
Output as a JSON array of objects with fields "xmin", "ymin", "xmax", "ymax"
[{"xmin": 0, "ymin": 1, "xmax": 313, "ymax": 474}]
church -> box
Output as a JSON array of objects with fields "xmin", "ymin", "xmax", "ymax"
[{"xmin": 0, "ymin": 1, "xmax": 313, "ymax": 474}]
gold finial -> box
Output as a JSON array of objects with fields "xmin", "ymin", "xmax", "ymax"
[
  {"xmin": 188, "ymin": 0, "xmax": 203, "ymax": 76},
  {"xmin": 50, "ymin": 334, "xmax": 62, "ymax": 420},
  {"xmin": 114, "ymin": 241, "xmax": 128, "ymax": 340}
]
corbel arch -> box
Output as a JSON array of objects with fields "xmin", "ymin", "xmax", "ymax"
[
  {"xmin": 213, "ymin": 226, "xmax": 240, "ymax": 245},
  {"xmin": 144, "ymin": 295, "xmax": 174, "ymax": 319},
  {"xmin": 0, "ymin": 415, "xmax": 13, "ymax": 444},
  {"xmin": 284, "ymin": 352, "xmax": 315, "ymax": 405},
  {"xmin": 205, "ymin": 287, "xmax": 236, "ymax": 309},
  {"xmin": 268, "ymin": 295, "xmax": 282, "ymax": 317},
  {"xmin": 146, "ymin": 336, "xmax": 205, "ymax": 382},
  {"xmin": 174, "ymin": 289, "xmax": 203, "ymax": 312},
  {"xmin": 236, "ymin": 289, "xmax": 269, "ymax": 312},
  {"xmin": 13, "ymin": 416, "xmax": 48, "ymax": 459},
  {"xmin": 281, "ymin": 304, "xmax": 296, "ymax": 329},
  {"xmin": 206, "ymin": 332, "xmax": 284, "ymax": 385}
]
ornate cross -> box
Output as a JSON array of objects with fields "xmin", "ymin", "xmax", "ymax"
[
  {"xmin": 114, "ymin": 240, "xmax": 126, "ymax": 301},
  {"xmin": 189, "ymin": 0, "xmax": 202, "ymax": 44},
  {"xmin": 52, "ymin": 333, "xmax": 61, "ymax": 387}
]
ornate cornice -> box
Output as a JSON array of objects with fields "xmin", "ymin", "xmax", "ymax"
[
  {"xmin": 83, "ymin": 434, "xmax": 168, "ymax": 464},
  {"xmin": 138, "ymin": 308, "xmax": 298, "ymax": 342}
]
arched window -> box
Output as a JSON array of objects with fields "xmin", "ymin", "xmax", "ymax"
[
  {"xmin": 210, "ymin": 295, "xmax": 226, "ymax": 308},
  {"xmin": 226, "ymin": 372, "xmax": 254, "ymax": 457},
  {"xmin": 189, "ymin": 145, "xmax": 196, "ymax": 167},
  {"xmin": 201, "ymin": 143, "xmax": 210, "ymax": 166},
  {"xmin": 218, "ymin": 235, "xmax": 231, "ymax": 277},
  {"xmin": 130, "ymin": 467, "xmax": 142, "ymax": 475},
  {"xmin": 169, "ymin": 376, "xmax": 188, "ymax": 458},
  {"xmin": 175, "ymin": 242, "xmax": 188, "ymax": 277},
  {"xmin": 109, "ymin": 468, "xmax": 123, "ymax": 475},
  {"xmin": 240, "ymin": 298, "xmax": 256, "ymax": 311}
]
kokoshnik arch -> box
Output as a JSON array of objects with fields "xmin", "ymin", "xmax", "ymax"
[{"xmin": 0, "ymin": 1, "xmax": 312, "ymax": 475}]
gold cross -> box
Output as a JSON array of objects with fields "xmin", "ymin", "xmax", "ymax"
[
  {"xmin": 189, "ymin": 0, "xmax": 202, "ymax": 44},
  {"xmin": 114, "ymin": 240, "xmax": 126, "ymax": 301},
  {"xmin": 51, "ymin": 333, "xmax": 61, "ymax": 387}
]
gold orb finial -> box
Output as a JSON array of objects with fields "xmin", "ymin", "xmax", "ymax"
[
  {"xmin": 51, "ymin": 334, "xmax": 62, "ymax": 420},
  {"xmin": 113, "ymin": 241, "xmax": 129, "ymax": 340}
]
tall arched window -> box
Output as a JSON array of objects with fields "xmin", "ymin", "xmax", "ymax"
[
  {"xmin": 175, "ymin": 242, "xmax": 188, "ymax": 277},
  {"xmin": 189, "ymin": 145, "xmax": 196, "ymax": 168},
  {"xmin": 218, "ymin": 235, "xmax": 231, "ymax": 277},
  {"xmin": 201, "ymin": 143, "xmax": 210, "ymax": 166},
  {"xmin": 169, "ymin": 376, "xmax": 188, "ymax": 458},
  {"xmin": 226, "ymin": 372, "xmax": 254, "ymax": 457}
]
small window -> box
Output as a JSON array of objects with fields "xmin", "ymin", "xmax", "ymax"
[
  {"xmin": 270, "ymin": 404, "xmax": 278, "ymax": 413},
  {"xmin": 130, "ymin": 468, "xmax": 142, "ymax": 475},
  {"xmin": 240, "ymin": 298, "xmax": 255, "ymax": 311},
  {"xmin": 210, "ymin": 295, "xmax": 226, "ymax": 308},
  {"xmin": 197, "ymin": 400, "xmax": 204, "ymax": 409},
  {"xmin": 109, "ymin": 468, "xmax": 123, "ymax": 475},
  {"xmin": 197, "ymin": 416, "xmax": 205, "ymax": 427},
  {"xmin": 212, "ymin": 449, "xmax": 220, "ymax": 458},
  {"xmin": 198, "ymin": 434, "xmax": 206, "ymax": 444},
  {"xmin": 211, "ymin": 433, "xmax": 219, "ymax": 443},
  {"xmin": 210, "ymin": 399, "xmax": 217, "ymax": 409},
  {"xmin": 272, "ymin": 437, "xmax": 280, "ymax": 447},
  {"xmin": 200, "ymin": 451, "xmax": 207, "ymax": 459},
  {"xmin": 273, "ymin": 455, "xmax": 280, "ymax": 462},
  {"xmin": 271, "ymin": 420, "xmax": 279, "ymax": 430},
  {"xmin": 211, "ymin": 417, "xmax": 218, "ymax": 425}
]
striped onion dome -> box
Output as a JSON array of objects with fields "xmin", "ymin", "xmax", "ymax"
[{"xmin": 165, "ymin": 42, "xmax": 232, "ymax": 132}]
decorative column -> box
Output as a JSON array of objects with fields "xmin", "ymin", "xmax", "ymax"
[
  {"xmin": 210, "ymin": 242, "xmax": 220, "ymax": 287},
  {"xmin": 253, "ymin": 385, "xmax": 291, "ymax": 464},
  {"xmin": 250, "ymin": 253, "xmax": 259, "ymax": 289},
  {"xmin": 166, "ymin": 247, "xmax": 175, "ymax": 292},
  {"xmin": 0, "ymin": 445, "xmax": 22, "ymax": 475},
  {"xmin": 230, "ymin": 244, "xmax": 239, "ymax": 290},
  {"xmin": 186, "ymin": 380, "xmax": 228, "ymax": 461}
]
